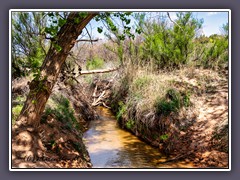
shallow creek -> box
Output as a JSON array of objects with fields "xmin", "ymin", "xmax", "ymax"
[{"xmin": 83, "ymin": 106, "xmax": 195, "ymax": 168}]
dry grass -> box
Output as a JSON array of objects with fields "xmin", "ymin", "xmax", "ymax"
[{"xmin": 127, "ymin": 67, "xmax": 173, "ymax": 113}]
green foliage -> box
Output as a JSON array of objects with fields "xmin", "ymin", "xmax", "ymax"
[
  {"xmin": 132, "ymin": 76, "xmax": 151, "ymax": 90},
  {"xmin": 45, "ymin": 12, "xmax": 69, "ymax": 38},
  {"xmin": 12, "ymin": 104, "xmax": 23, "ymax": 124},
  {"xmin": 201, "ymin": 34, "xmax": 228, "ymax": 69},
  {"xmin": 155, "ymin": 98, "xmax": 178, "ymax": 116},
  {"xmin": 53, "ymin": 43, "xmax": 62, "ymax": 52},
  {"xmin": 138, "ymin": 12, "xmax": 203, "ymax": 70},
  {"xmin": 117, "ymin": 45, "xmax": 124, "ymax": 63},
  {"xmin": 221, "ymin": 22, "xmax": 229, "ymax": 37},
  {"xmin": 97, "ymin": 27, "xmax": 103, "ymax": 33},
  {"xmin": 155, "ymin": 89, "xmax": 191, "ymax": 116},
  {"xmin": 16, "ymin": 95, "xmax": 26, "ymax": 102},
  {"xmin": 86, "ymin": 57, "xmax": 104, "ymax": 70},
  {"xmin": 182, "ymin": 91, "xmax": 191, "ymax": 107},
  {"xmin": 160, "ymin": 134, "xmax": 169, "ymax": 141},
  {"xmin": 126, "ymin": 119, "xmax": 135, "ymax": 130},
  {"xmin": 12, "ymin": 12, "xmax": 47, "ymax": 77},
  {"xmin": 116, "ymin": 101, "xmax": 127, "ymax": 121},
  {"xmin": 42, "ymin": 95, "xmax": 80, "ymax": 130},
  {"xmin": 141, "ymin": 20, "xmax": 174, "ymax": 69},
  {"xmin": 172, "ymin": 12, "xmax": 203, "ymax": 64},
  {"xmin": 96, "ymin": 12, "xmax": 134, "ymax": 40}
]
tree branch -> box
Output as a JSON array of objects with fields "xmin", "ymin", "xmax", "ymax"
[
  {"xmin": 75, "ymin": 38, "xmax": 100, "ymax": 43},
  {"xmin": 167, "ymin": 12, "xmax": 183, "ymax": 31},
  {"xmin": 78, "ymin": 66, "xmax": 120, "ymax": 76},
  {"xmin": 85, "ymin": 27, "xmax": 93, "ymax": 45}
]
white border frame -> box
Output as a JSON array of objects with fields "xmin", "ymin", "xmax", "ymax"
[{"xmin": 9, "ymin": 9, "xmax": 231, "ymax": 171}]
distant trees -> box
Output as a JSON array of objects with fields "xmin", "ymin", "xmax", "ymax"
[
  {"xmin": 12, "ymin": 12, "xmax": 48, "ymax": 78},
  {"xmin": 136, "ymin": 12, "xmax": 204, "ymax": 70},
  {"xmin": 110, "ymin": 12, "xmax": 228, "ymax": 71},
  {"xmin": 201, "ymin": 33, "xmax": 228, "ymax": 69}
]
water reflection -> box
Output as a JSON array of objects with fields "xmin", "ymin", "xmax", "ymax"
[{"xmin": 83, "ymin": 107, "xmax": 195, "ymax": 168}]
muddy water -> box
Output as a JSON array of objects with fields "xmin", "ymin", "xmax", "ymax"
[{"xmin": 83, "ymin": 107, "xmax": 194, "ymax": 168}]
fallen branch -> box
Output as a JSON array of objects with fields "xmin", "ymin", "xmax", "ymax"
[
  {"xmin": 91, "ymin": 101, "xmax": 111, "ymax": 109},
  {"xmin": 92, "ymin": 85, "xmax": 98, "ymax": 102},
  {"xmin": 75, "ymin": 39, "xmax": 99, "ymax": 43},
  {"xmin": 102, "ymin": 102, "xmax": 111, "ymax": 109},
  {"xmin": 92, "ymin": 90, "xmax": 106, "ymax": 106},
  {"xmin": 79, "ymin": 66, "xmax": 120, "ymax": 76}
]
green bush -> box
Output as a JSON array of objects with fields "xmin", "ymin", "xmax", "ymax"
[
  {"xmin": 86, "ymin": 57, "xmax": 104, "ymax": 70},
  {"xmin": 126, "ymin": 119, "xmax": 135, "ymax": 130},
  {"xmin": 116, "ymin": 101, "xmax": 127, "ymax": 121},
  {"xmin": 155, "ymin": 98, "xmax": 178, "ymax": 116},
  {"xmin": 42, "ymin": 95, "xmax": 80, "ymax": 130},
  {"xmin": 139, "ymin": 12, "xmax": 203, "ymax": 70},
  {"xmin": 160, "ymin": 134, "xmax": 169, "ymax": 141},
  {"xmin": 202, "ymin": 35, "xmax": 228, "ymax": 69},
  {"xmin": 155, "ymin": 89, "xmax": 191, "ymax": 116},
  {"xmin": 12, "ymin": 104, "xmax": 23, "ymax": 124}
]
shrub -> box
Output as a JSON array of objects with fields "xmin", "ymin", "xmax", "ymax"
[
  {"xmin": 202, "ymin": 35, "xmax": 228, "ymax": 69},
  {"xmin": 42, "ymin": 95, "xmax": 80, "ymax": 130},
  {"xmin": 86, "ymin": 57, "xmax": 104, "ymax": 70},
  {"xmin": 126, "ymin": 119, "xmax": 135, "ymax": 130},
  {"xmin": 155, "ymin": 89, "xmax": 191, "ymax": 116},
  {"xmin": 116, "ymin": 101, "xmax": 127, "ymax": 121},
  {"xmin": 160, "ymin": 134, "xmax": 169, "ymax": 141},
  {"xmin": 139, "ymin": 12, "xmax": 203, "ymax": 70},
  {"xmin": 12, "ymin": 104, "xmax": 23, "ymax": 124}
]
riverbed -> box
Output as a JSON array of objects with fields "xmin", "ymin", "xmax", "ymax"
[{"xmin": 83, "ymin": 106, "xmax": 195, "ymax": 168}]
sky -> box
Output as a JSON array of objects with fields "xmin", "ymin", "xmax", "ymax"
[
  {"xmin": 168, "ymin": 11, "xmax": 229, "ymax": 36},
  {"xmin": 84, "ymin": 11, "xmax": 229, "ymax": 40}
]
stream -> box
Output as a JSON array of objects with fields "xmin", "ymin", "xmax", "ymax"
[{"xmin": 83, "ymin": 106, "xmax": 194, "ymax": 168}]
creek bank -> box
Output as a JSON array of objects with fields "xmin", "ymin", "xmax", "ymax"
[
  {"xmin": 12, "ymin": 77, "xmax": 96, "ymax": 168},
  {"xmin": 90, "ymin": 68, "xmax": 229, "ymax": 168}
]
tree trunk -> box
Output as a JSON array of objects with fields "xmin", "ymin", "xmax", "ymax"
[{"xmin": 12, "ymin": 12, "xmax": 97, "ymax": 162}]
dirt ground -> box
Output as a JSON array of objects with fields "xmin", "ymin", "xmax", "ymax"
[
  {"xmin": 104, "ymin": 68, "xmax": 229, "ymax": 168},
  {"xmin": 11, "ymin": 78, "xmax": 96, "ymax": 168},
  {"xmin": 156, "ymin": 69, "xmax": 229, "ymax": 168},
  {"xmin": 187, "ymin": 70, "xmax": 228, "ymax": 167},
  {"xmin": 11, "ymin": 68, "xmax": 229, "ymax": 169}
]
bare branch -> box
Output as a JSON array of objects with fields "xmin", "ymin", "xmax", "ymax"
[
  {"xmin": 85, "ymin": 27, "xmax": 92, "ymax": 45},
  {"xmin": 167, "ymin": 12, "xmax": 183, "ymax": 31},
  {"xmin": 78, "ymin": 66, "xmax": 120, "ymax": 76},
  {"xmin": 75, "ymin": 39, "xmax": 99, "ymax": 43}
]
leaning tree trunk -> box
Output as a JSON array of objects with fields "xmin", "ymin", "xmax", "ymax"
[{"xmin": 12, "ymin": 12, "xmax": 97, "ymax": 162}]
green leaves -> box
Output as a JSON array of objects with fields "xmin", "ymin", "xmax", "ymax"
[
  {"xmin": 74, "ymin": 17, "xmax": 81, "ymax": 24},
  {"xmin": 12, "ymin": 12, "xmax": 47, "ymax": 77},
  {"xmin": 160, "ymin": 134, "xmax": 169, "ymax": 141},
  {"xmin": 58, "ymin": 18, "xmax": 67, "ymax": 27},
  {"xmin": 53, "ymin": 43, "xmax": 62, "ymax": 52},
  {"xmin": 97, "ymin": 27, "xmax": 103, "ymax": 33},
  {"xmin": 95, "ymin": 12, "xmax": 135, "ymax": 41},
  {"xmin": 45, "ymin": 12, "xmax": 68, "ymax": 38},
  {"xmin": 118, "ymin": 35, "xmax": 125, "ymax": 41},
  {"xmin": 78, "ymin": 12, "xmax": 88, "ymax": 18},
  {"xmin": 45, "ymin": 25, "xmax": 58, "ymax": 36}
]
